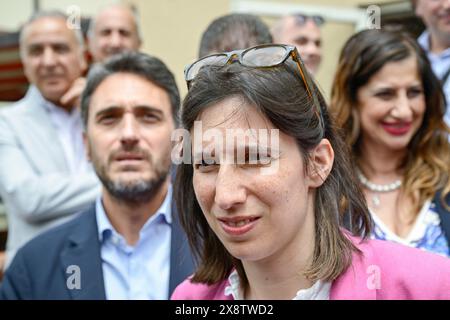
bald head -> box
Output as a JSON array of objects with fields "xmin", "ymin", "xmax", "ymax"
[
  {"xmin": 272, "ymin": 14, "xmax": 323, "ymax": 75},
  {"xmin": 88, "ymin": 4, "xmax": 142, "ymax": 63}
]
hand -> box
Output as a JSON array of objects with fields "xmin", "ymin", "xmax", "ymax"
[{"xmin": 60, "ymin": 77, "xmax": 87, "ymax": 110}]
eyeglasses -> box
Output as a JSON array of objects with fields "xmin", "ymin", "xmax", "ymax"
[
  {"xmin": 184, "ymin": 44, "xmax": 324, "ymax": 134},
  {"xmin": 293, "ymin": 14, "xmax": 325, "ymax": 26}
]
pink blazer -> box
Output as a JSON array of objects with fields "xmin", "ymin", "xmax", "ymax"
[{"xmin": 171, "ymin": 235, "xmax": 450, "ymax": 300}]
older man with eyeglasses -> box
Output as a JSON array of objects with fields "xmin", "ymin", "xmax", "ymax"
[{"xmin": 272, "ymin": 13, "xmax": 324, "ymax": 75}]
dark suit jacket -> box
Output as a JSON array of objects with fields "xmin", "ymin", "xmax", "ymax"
[
  {"xmin": 434, "ymin": 191, "xmax": 450, "ymax": 246},
  {"xmin": 0, "ymin": 202, "xmax": 195, "ymax": 299}
]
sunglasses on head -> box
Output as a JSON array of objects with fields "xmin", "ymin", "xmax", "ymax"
[
  {"xmin": 184, "ymin": 44, "xmax": 324, "ymax": 135},
  {"xmin": 293, "ymin": 14, "xmax": 325, "ymax": 26}
]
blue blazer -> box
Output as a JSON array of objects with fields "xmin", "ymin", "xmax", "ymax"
[{"xmin": 0, "ymin": 203, "xmax": 194, "ymax": 299}]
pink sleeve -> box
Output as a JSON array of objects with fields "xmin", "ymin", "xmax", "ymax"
[
  {"xmin": 171, "ymin": 279, "xmax": 196, "ymax": 300},
  {"xmin": 170, "ymin": 278, "xmax": 233, "ymax": 300},
  {"xmin": 332, "ymin": 235, "xmax": 450, "ymax": 300}
]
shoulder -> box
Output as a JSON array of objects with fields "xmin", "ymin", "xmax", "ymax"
[
  {"xmin": 1, "ymin": 207, "xmax": 99, "ymax": 299},
  {"xmin": 432, "ymin": 190, "xmax": 450, "ymax": 214},
  {"xmin": 333, "ymin": 235, "xmax": 450, "ymax": 299},
  {"xmin": 0, "ymin": 86, "xmax": 47, "ymax": 124},
  {"xmin": 358, "ymin": 235, "xmax": 449, "ymax": 269},
  {"xmin": 364, "ymin": 238, "xmax": 450, "ymax": 299},
  {"xmin": 421, "ymin": 193, "xmax": 450, "ymax": 251},
  {"xmin": 0, "ymin": 96, "xmax": 31, "ymax": 119},
  {"xmin": 14, "ymin": 208, "xmax": 94, "ymax": 263},
  {"xmin": 171, "ymin": 277, "xmax": 232, "ymax": 300},
  {"xmin": 2, "ymin": 209, "xmax": 96, "ymax": 293},
  {"xmin": 0, "ymin": 98, "xmax": 36, "ymax": 136}
]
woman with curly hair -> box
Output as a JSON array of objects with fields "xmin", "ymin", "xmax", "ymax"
[{"xmin": 330, "ymin": 28, "xmax": 450, "ymax": 257}]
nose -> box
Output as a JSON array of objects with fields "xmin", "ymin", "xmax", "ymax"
[
  {"xmin": 109, "ymin": 31, "xmax": 123, "ymax": 48},
  {"xmin": 302, "ymin": 41, "xmax": 321, "ymax": 58},
  {"xmin": 391, "ymin": 92, "xmax": 413, "ymax": 120},
  {"xmin": 214, "ymin": 165, "xmax": 247, "ymax": 211},
  {"xmin": 120, "ymin": 114, "xmax": 140, "ymax": 147},
  {"xmin": 41, "ymin": 47, "xmax": 57, "ymax": 67}
]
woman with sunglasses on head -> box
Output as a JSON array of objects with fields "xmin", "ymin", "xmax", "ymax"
[
  {"xmin": 330, "ymin": 29, "xmax": 450, "ymax": 258},
  {"xmin": 171, "ymin": 44, "xmax": 450, "ymax": 300}
]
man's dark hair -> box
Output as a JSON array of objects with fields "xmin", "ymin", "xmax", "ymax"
[
  {"xmin": 81, "ymin": 52, "xmax": 180, "ymax": 127},
  {"xmin": 198, "ymin": 13, "xmax": 273, "ymax": 57}
]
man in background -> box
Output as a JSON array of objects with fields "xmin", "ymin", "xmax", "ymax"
[
  {"xmin": 88, "ymin": 3, "xmax": 142, "ymax": 63},
  {"xmin": 272, "ymin": 13, "xmax": 324, "ymax": 75},
  {"xmin": 198, "ymin": 13, "xmax": 272, "ymax": 58},
  {"xmin": 0, "ymin": 11, "xmax": 100, "ymax": 269},
  {"xmin": 54, "ymin": 4, "xmax": 144, "ymax": 132},
  {"xmin": 414, "ymin": 0, "xmax": 450, "ymax": 127}
]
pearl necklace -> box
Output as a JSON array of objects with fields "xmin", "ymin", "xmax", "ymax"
[{"xmin": 356, "ymin": 168, "xmax": 402, "ymax": 207}]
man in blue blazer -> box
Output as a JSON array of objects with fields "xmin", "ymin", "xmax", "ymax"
[{"xmin": 0, "ymin": 52, "xmax": 194, "ymax": 299}]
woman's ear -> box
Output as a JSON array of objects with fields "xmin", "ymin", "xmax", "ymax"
[{"xmin": 308, "ymin": 138, "xmax": 334, "ymax": 188}]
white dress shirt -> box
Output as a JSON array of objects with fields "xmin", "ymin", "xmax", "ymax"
[
  {"xmin": 40, "ymin": 94, "xmax": 89, "ymax": 173},
  {"xmin": 96, "ymin": 186, "xmax": 173, "ymax": 300}
]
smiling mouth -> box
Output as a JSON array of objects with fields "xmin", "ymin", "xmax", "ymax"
[{"xmin": 381, "ymin": 122, "xmax": 412, "ymax": 135}]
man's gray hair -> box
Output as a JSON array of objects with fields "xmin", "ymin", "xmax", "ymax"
[
  {"xmin": 19, "ymin": 10, "xmax": 85, "ymax": 59},
  {"xmin": 87, "ymin": 4, "xmax": 143, "ymax": 42}
]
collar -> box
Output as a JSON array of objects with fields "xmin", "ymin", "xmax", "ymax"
[
  {"xmin": 27, "ymin": 84, "xmax": 79, "ymax": 118},
  {"xmin": 224, "ymin": 270, "xmax": 331, "ymax": 300},
  {"xmin": 418, "ymin": 31, "xmax": 450, "ymax": 58},
  {"xmin": 224, "ymin": 270, "xmax": 244, "ymax": 300},
  {"xmin": 96, "ymin": 185, "xmax": 173, "ymax": 243},
  {"xmin": 41, "ymin": 97, "xmax": 80, "ymax": 120},
  {"xmin": 418, "ymin": 31, "xmax": 431, "ymax": 51}
]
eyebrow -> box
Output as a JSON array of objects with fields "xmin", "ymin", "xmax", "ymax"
[
  {"xmin": 27, "ymin": 41, "xmax": 70, "ymax": 49},
  {"xmin": 294, "ymin": 35, "xmax": 320, "ymax": 42},
  {"xmin": 99, "ymin": 27, "xmax": 132, "ymax": 32},
  {"xmin": 192, "ymin": 145, "xmax": 276, "ymax": 160},
  {"xmin": 94, "ymin": 105, "xmax": 165, "ymax": 118},
  {"xmin": 371, "ymin": 82, "xmax": 423, "ymax": 90}
]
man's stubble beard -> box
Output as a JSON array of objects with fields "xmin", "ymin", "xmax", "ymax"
[{"xmin": 91, "ymin": 145, "xmax": 172, "ymax": 206}]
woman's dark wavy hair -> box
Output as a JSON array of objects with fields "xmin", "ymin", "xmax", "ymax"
[
  {"xmin": 330, "ymin": 28, "xmax": 450, "ymax": 216},
  {"xmin": 176, "ymin": 58, "xmax": 372, "ymax": 289}
]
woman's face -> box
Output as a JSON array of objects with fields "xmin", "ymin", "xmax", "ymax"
[
  {"xmin": 191, "ymin": 97, "xmax": 324, "ymax": 264},
  {"xmin": 356, "ymin": 55, "xmax": 425, "ymax": 152}
]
